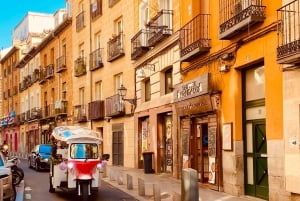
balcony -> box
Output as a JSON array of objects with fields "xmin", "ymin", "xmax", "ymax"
[
  {"xmin": 20, "ymin": 112, "xmax": 26, "ymax": 123},
  {"xmin": 73, "ymin": 105, "xmax": 87, "ymax": 122},
  {"xmin": 76, "ymin": 11, "xmax": 85, "ymax": 32},
  {"xmin": 91, "ymin": 0, "xmax": 102, "ymax": 20},
  {"xmin": 74, "ymin": 57, "xmax": 87, "ymax": 77},
  {"xmin": 131, "ymin": 29, "xmax": 150, "ymax": 60},
  {"xmin": 180, "ymin": 14, "xmax": 211, "ymax": 62},
  {"xmin": 56, "ymin": 55, "xmax": 67, "ymax": 73},
  {"xmin": 147, "ymin": 10, "xmax": 173, "ymax": 47},
  {"xmin": 55, "ymin": 100, "xmax": 68, "ymax": 115},
  {"xmin": 19, "ymin": 81, "xmax": 26, "ymax": 92},
  {"xmin": 39, "ymin": 68, "xmax": 47, "ymax": 84},
  {"xmin": 88, "ymin": 100, "xmax": 105, "ymax": 120},
  {"xmin": 277, "ymin": 0, "xmax": 300, "ymax": 65},
  {"xmin": 30, "ymin": 107, "xmax": 42, "ymax": 120},
  {"xmin": 25, "ymin": 75, "xmax": 32, "ymax": 87},
  {"xmin": 46, "ymin": 64, "xmax": 54, "ymax": 79},
  {"xmin": 219, "ymin": 0, "xmax": 265, "ymax": 40},
  {"xmin": 107, "ymin": 33, "xmax": 125, "ymax": 62},
  {"xmin": 89, "ymin": 48, "xmax": 104, "ymax": 71},
  {"xmin": 31, "ymin": 69, "xmax": 40, "ymax": 83},
  {"xmin": 42, "ymin": 105, "xmax": 55, "ymax": 119},
  {"xmin": 105, "ymin": 94, "xmax": 125, "ymax": 117}
]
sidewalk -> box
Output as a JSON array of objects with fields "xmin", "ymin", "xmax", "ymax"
[{"xmin": 103, "ymin": 166, "xmax": 264, "ymax": 201}]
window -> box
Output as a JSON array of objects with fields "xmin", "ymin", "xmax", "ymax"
[
  {"xmin": 115, "ymin": 73, "xmax": 123, "ymax": 94},
  {"xmin": 165, "ymin": 68, "xmax": 173, "ymax": 94},
  {"xmin": 95, "ymin": 81, "xmax": 102, "ymax": 100},
  {"xmin": 70, "ymin": 143, "xmax": 99, "ymax": 159},
  {"xmin": 139, "ymin": 0, "xmax": 149, "ymax": 28},
  {"xmin": 94, "ymin": 32, "xmax": 101, "ymax": 50},
  {"xmin": 79, "ymin": 87, "xmax": 85, "ymax": 105},
  {"xmin": 51, "ymin": 48, "xmax": 55, "ymax": 64},
  {"xmin": 115, "ymin": 18, "xmax": 123, "ymax": 35},
  {"xmin": 79, "ymin": 43, "xmax": 84, "ymax": 58},
  {"xmin": 62, "ymin": 82, "xmax": 67, "ymax": 100},
  {"xmin": 144, "ymin": 78, "xmax": 151, "ymax": 102}
]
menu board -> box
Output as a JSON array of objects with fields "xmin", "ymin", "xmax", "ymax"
[{"xmin": 208, "ymin": 126, "xmax": 216, "ymax": 157}]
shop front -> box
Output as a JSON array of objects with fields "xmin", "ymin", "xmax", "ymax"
[{"xmin": 174, "ymin": 73, "xmax": 222, "ymax": 190}]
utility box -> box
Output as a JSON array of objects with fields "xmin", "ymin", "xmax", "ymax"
[{"xmin": 181, "ymin": 168, "xmax": 199, "ymax": 201}]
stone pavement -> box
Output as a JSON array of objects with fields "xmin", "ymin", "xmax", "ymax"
[{"xmin": 102, "ymin": 166, "xmax": 265, "ymax": 201}]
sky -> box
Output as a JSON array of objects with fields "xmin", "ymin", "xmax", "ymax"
[{"xmin": 0, "ymin": 0, "xmax": 66, "ymax": 49}]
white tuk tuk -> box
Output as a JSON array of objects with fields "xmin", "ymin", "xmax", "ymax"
[{"xmin": 48, "ymin": 126, "xmax": 108, "ymax": 201}]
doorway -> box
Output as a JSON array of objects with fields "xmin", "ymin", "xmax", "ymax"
[{"xmin": 190, "ymin": 121, "xmax": 209, "ymax": 183}]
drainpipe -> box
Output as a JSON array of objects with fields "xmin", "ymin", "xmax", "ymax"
[{"xmin": 89, "ymin": 0, "xmax": 93, "ymax": 130}]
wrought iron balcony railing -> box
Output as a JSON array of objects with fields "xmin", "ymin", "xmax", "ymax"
[
  {"xmin": 89, "ymin": 48, "xmax": 104, "ymax": 71},
  {"xmin": 76, "ymin": 11, "xmax": 85, "ymax": 32},
  {"xmin": 54, "ymin": 100, "xmax": 68, "ymax": 115},
  {"xmin": 88, "ymin": 100, "xmax": 105, "ymax": 120},
  {"xmin": 39, "ymin": 68, "xmax": 47, "ymax": 84},
  {"xmin": 56, "ymin": 55, "xmax": 67, "ymax": 73},
  {"xmin": 107, "ymin": 33, "xmax": 125, "ymax": 62},
  {"xmin": 179, "ymin": 14, "xmax": 211, "ymax": 62},
  {"xmin": 73, "ymin": 104, "xmax": 88, "ymax": 122},
  {"xmin": 105, "ymin": 94, "xmax": 125, "ymax": 117},
  {"xmin": 74, "ymin": 57, "xmax": 87, "ymax": 77},
  {"xmin": 277, "ymin": 0, "xmax": 300, "ymax": 65},
  {"xmin": 46, "ymin": 64, "xmax": 54, "ymax": 79},
  {"xmin": 131, "ymin": 29, "xmax": 150, "ymax": 60},
  {"xmin": 219, "ymin": 0, "xmax": 265, "ymax": 40},
  {"xmin": 147, "ymin": 9, "xmax": 173, "ymax": 47}
]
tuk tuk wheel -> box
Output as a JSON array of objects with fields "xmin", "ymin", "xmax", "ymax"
[
  {"xmin": 80, "ymin": 182, "xmax": 89, "ymax": 201},
  {"xmin": 49, "ymin": 176, "xmax": 55, "ymax": 193}
]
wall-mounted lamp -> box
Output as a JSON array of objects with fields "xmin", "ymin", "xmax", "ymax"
[
  {"xmin": 219, "ymin": 64, "xmax": 230, "ymax": 72},
  {"xmin": 136, "ymin": 64, "xmax": 155, "ymax": 79},
  {"xmin": 118, "ymin": 84, "xmax": 137, "ymax": 112}
]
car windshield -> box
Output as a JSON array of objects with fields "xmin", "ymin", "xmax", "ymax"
[
  {"xmin": 39, "ymin": 145, "xmax": 52, "ymax": 154},
  {"xmin": 70, "ymin": 143, "xmax": 98, "ymax": 159}
]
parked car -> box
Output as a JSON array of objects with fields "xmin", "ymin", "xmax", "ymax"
[
  {"xmin": 28, "ymin": 144, "xmax": 52, "ymax": 171},
  {"xmin": 0, "ymin": 152, "xmax": 15, "ymax": 201}
]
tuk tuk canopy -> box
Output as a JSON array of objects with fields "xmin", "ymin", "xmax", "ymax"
[{"xmin": 51, "ymin": 126, "xmax": 102, "ymax": 143}]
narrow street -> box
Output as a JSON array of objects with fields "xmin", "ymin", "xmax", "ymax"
[{"xmin": 19, "ymin": 159, "xmax": 139, "ymax": 201}]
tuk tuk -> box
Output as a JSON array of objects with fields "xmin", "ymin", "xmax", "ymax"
[{"xmin": 48, "ymin": 126, "xmax": 108, "ymax": 201}]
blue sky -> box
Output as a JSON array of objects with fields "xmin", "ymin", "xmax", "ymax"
[{"xmin": 0, "ymin": 0, "xmax": 66, "ymax": 49}]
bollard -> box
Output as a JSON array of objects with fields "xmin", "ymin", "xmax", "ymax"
[
  {"xmin": 118, "ymin": 172, "xmax": 124, "ymax": 185},
  {"xmin": 138, "ymin": 178, "xmax": 145, "ymax": 196},
  {"xmin": 181, "ymin": 168, "xmax": 199, "ymax": 201},
  {"xmin": 127, "ymin": 174, "xmax": 133, "ymax": 190},
  {"xmin": 153, "ymin": 183, "xmax": 161, "ymax": 201}
]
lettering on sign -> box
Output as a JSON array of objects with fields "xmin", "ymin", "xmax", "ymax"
[{"xmin": 174, "ymin": 73, "xmax": 209, "ymax": 102}]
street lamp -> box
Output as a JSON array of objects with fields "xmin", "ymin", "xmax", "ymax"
[{"xmin": 118, "ymin": 84, "xmax": 137, "ymax": 112}]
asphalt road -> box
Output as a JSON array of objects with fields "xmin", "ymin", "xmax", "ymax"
[{"xmin": 18, "ymin": 159, "xmax": 139, "ymax": 201}]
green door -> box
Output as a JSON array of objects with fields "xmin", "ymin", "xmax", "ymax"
[{"xmin": 245, "ymin": 120, "xmax": 269, "ymax": 200}]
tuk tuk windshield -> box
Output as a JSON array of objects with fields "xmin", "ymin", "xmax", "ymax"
[{"xmin": 70, "ymin": 143, "xmax": 99, "ymax": 159}]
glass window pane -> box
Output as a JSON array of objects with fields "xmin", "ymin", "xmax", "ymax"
[{"xmin": 245, "ymin": 66, "xmax": 265, "ymax": 101}]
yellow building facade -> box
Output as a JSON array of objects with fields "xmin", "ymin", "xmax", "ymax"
[
  {"xmin": 70, "ymin": 0, "xmax": 136, "ymax": 167},
  {"xmin": 174, "ymin": 0, "xmax": 298, "ymax": 200}
]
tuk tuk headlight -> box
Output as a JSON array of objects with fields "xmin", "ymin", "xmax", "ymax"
[
  {"xmin": 97, "ymin": 163, "xmax": 102, "ymax": 170},
  {"xmin": 67, "ymin": 162, "xmax": 74, "ymax": 170}
]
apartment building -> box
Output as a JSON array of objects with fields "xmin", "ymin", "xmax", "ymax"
[
  {"xmin": 131, "ymin": 0, "xmax": 181, "ymax": 175},
  {"xmin": 0, "ymin": 46, "xmax": 22, "ymax": 153},
  {"xmin": 173, "ymin": 0, "xmax": 289, "ymax": 200},
  {"xmin": 277, "ymin": 0, "xmax": 300, "ymax": 199},
  {"xmin": 70, "ymin": 0, "xmax": 136, "ymax": 167}
]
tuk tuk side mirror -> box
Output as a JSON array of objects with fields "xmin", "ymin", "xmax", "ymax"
[{"xmin": 102, "ymin": 154, "xmax": 110, "ymax": 161}]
